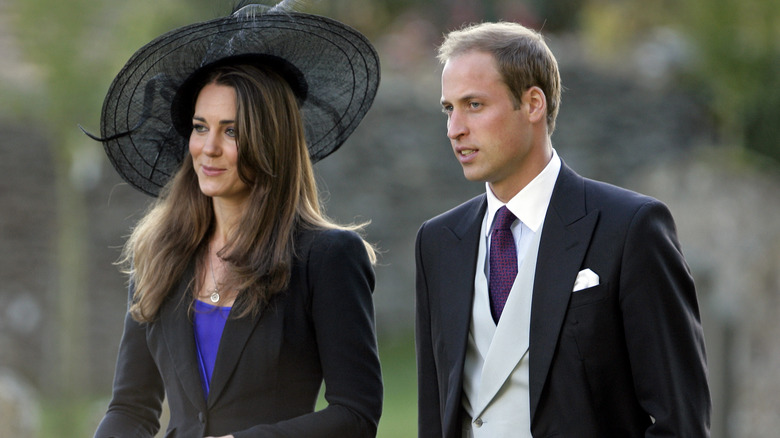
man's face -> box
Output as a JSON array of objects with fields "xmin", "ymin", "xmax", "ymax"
[{"xmin": 441, "ymin": 50, "xmax": 536, "ymax": 200}]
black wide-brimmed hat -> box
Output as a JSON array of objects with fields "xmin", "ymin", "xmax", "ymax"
[{"xmin": 93, "ymin": 3, "xmax": 380, "ymax": 196}]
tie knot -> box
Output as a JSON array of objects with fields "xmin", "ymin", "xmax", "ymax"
[{"xmin": 493, "ymin": 206, "xmax": 516, "ymax": 231}]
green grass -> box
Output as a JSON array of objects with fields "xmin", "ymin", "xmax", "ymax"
[
  {"xmin": 376, "ymin": 333, "xmax": 418, "ymax": 437},
  {"xmin": 41, "ymin": 397, "xmax": 106, "ymax": 438}
]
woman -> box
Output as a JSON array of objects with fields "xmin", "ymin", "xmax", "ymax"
[{"xmin": 90, "ymin": 4, "xmax": 382, "ymax": 437}]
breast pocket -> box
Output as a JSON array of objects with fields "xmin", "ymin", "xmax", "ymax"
[
  {"xmin": 568, "ymin": 283, "xmax": 609, "ymax": 309},
  {"xmin": 564, "ymin": 282, "xmax": 621, "ymax": 363}
]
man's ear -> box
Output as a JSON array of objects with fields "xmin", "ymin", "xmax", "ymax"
[{"xmin": 524, "ymin": 86, "xmax": 547, "ymax": 124}]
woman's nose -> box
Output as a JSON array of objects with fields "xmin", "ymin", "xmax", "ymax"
[{"xmin": 203, "ymin": 134, "xmax": 221, "ymax": 156}]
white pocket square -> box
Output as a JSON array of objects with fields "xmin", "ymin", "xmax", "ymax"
[{"xmin": 572, "ymin": 268, "xmax": 599, "ymax": 292}]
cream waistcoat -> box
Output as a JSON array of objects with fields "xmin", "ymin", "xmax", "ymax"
[{"xmin": 461, "ymin": 218, "xmax": 542, "ymax": 438}]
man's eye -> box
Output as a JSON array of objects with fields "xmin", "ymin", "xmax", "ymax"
[{"xmin": 469, "ymin": 101, "xmax": 481, "ymax": 109}]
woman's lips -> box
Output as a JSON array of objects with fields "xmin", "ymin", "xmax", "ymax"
[{"xmin": 201, "ymin": 165, "xmax": 225, "ymax": 177}]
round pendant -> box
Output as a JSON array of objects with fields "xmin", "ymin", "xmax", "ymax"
[{"xmin": 210, "ymin": 291, "xmax": 220, "ymax": 303}]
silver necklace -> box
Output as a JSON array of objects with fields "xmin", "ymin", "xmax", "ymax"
[{"xmin": 208, "ymin": 254, "xmax": 220, "ymax": 303}]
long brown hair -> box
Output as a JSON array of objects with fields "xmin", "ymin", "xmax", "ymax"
[{"xmin": 121, "ymin": 64, "xmax": 375, "ymax": 322}]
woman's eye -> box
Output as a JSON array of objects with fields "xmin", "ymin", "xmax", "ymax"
[
  {"xmin": 192, "ymin": 123, "xmax": 207, "ymax": 133},
  {"xmin": 225, "ymin": 127, "xmax": 236, "ymax": 137}
]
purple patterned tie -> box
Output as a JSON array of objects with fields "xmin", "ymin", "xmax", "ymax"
[{"xmin": 489, "ymin": 206, "xmax": 517, "ymax": 322}]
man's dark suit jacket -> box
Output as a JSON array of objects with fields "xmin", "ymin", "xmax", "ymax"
[
  {"xmin": 415, "ymin": 162, "xmax": 711, "ymax": 437},
  {"xmin": 94, "ymin": 229, "xmax": 382, "ymax": 438}
]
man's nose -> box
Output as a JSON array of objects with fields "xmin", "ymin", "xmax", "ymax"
[{"xmin": 447, "ymin": 111, "xmax": 467, "ymax": 140}]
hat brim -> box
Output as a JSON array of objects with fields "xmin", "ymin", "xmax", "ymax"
[{"xmin": 100, "ymin": 11, "xmax": 380, "ymax": 197}]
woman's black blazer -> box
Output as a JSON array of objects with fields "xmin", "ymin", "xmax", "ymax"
[{"xmin": 94, "ymin": 228, "xmax": 383, "ymax": 437}]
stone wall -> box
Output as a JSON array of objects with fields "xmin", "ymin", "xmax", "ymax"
[{"xmin": 634, "ymin": 152, "xmax": 780, "ymax": 437}]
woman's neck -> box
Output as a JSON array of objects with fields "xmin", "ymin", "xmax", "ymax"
[{"xmin": 211, "ymin": 196, "xmax": 245, "ymax": 243}]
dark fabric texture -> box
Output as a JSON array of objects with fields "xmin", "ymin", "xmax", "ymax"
[
  {"xmin": 415, "ymin": 162, "xmax": 711, "ymax": 437},
  {"xmin": 94, "ymin": 228, "xmax": 383, "ymax": 437}
]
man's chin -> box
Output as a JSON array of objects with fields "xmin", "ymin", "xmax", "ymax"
[{"xmin": 461, "ymin": 169, "xmax": 485, "ymax": 183}]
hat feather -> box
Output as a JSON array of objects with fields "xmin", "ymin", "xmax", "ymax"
[
  {"xmin": 230, "ymin": 0, "xmax": 312, "ymax": 17},
  {"xmin": 269, "ymin": 0, "xmax": 312, "ymax": 13}
]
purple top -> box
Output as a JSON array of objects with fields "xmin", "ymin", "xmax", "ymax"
[{"xmin": 193, "ymin": 299, "xmax": 231, "ymax": 400}]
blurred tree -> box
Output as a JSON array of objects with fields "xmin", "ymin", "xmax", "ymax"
[
  {"xmin": 527, "ymin": 0, "xmax": 584, "ymax": 32},
  {"xmin": 579, "ymin": 0, "xmax": 780, "ymax": 164},
  {"xmin": 677, "ymin": 0, "xmax": 780, "ymax": 164},
  {"xmin": 5, "ymin": 0, "xmax": 212, "ymax": 434},
  {"xmin": 9, "ymin": 0, "xmax": 109, "ymax": 402}
]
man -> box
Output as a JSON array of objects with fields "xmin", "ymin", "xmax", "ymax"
[{"xmin": 414, "ymin": 21, "xmax": 711, "ymax": 437}]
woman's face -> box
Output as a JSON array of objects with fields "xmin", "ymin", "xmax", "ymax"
[{"xmin": 189, "ymin": 82, "xmax": 250, "ymax": 204}]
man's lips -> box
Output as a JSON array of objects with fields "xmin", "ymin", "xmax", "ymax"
[{"xmin": 455, "ymin": 146, "xmax": 478, "ymax": 162}]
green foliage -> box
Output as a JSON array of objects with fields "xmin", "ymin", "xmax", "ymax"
[
  {"xmin": 9, "ymin": 0, "xmax": 103, "ymax": 133},
  {"xmin": 528, "ymin": 0, "xmax": 584, "ymax": 32},
  {"xmin": 7, "ymin": 0, "xmax": 216, "ymax": 135},
  {"xmin": 678, "ymin": 0, "xmax": 780, "ymax": 162},
  {"xmin": 579, "ymin": 0, "xmax": 780, "ymax": 163}
]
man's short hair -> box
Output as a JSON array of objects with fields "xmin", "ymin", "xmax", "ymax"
[{"xmin": 438, "ymin": 22, "xmax": 561, "ymax": 134}]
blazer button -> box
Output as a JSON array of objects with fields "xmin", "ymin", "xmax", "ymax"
[{"xmin": 474, "ymin": 418, "xmax": 483, "ymax": 427}]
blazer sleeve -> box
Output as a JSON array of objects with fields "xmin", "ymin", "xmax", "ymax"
[
  {"xmin": 94, "ymin": 283, "xmax": 165, "ymax": 438},
  {"xmin": 414, "ymin": 220, "xmax": 445, "ymax": 438},
  {"xmin": 233, "ymin": 229, "xmax": 382, "ymax": 438},
  {"xmin": 620, "ymin": 200, "xmax": 711, "ymax": 436}
]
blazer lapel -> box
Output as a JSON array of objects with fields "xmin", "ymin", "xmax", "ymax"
[
  {"xmin": 208, "ymin": 230, "xmax": 318, "ymax": 407},
  {"xmin": 159, "ymin": 268, "xmax": 208, "ymax": 413},
  {"xmin": 206, "ymin": 303, "xmax": 267, "ymax": 408},
  {"xmin": 529, "ymin": 163, "xmax": 599, "ymax": 420}
]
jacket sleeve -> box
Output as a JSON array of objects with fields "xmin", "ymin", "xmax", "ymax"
[
  {"xmin": 620, "ymin": 200, "xmax": 711, "ymax": 436},
  {"xmin": 233, "ymin": 229, "xmax": 383, "ymax": 438},
  {"xmin": 414, "ymin": 221, "xmax": 445, "ymax": 438},
  {"xmin": 94, "ymin": 284, "xmax": 165, "ymax": 438}
]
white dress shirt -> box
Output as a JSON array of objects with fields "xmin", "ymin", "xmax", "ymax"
[{"xmin": 484, "ymin": 149, "xmax": 562, "ymax": 267}]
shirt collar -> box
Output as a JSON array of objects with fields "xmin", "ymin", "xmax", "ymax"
[{"xmin": 485, "ymin": 149, "xmax": 561, "ymax": 236}]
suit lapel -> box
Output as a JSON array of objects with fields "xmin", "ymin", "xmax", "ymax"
[
  {"xmin": 438, "ymin": 195, "xmax": 487, "ymax": 356},
  {"xmin": 438, "ymin": 195, "xmax": 487, "ymax": 429},
  {"xmin": 529, "ymin": 163, "xmax": 599, "ymax": 420},
  {"xmin": 159, "ymin": 267, "xmax": 208, "ymax": 413}
]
